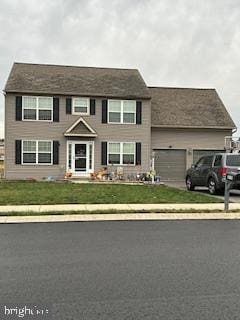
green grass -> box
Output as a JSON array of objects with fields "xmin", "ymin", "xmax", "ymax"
[{"xmin": 0, "ymin": 181, "xmax": 221, "ymax": 205}]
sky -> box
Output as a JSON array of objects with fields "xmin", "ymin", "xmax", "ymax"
[{"xmin": 0, "ymin": 0, "xmax": 240, "ymax": 138}]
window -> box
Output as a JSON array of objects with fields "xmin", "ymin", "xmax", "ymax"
[
  {"xmin": 68, "ymin": 143, "xmax": 72, "ymax": 169},
  {"xmin": 23, "ymin": 96, "xmax": 53, "ymax": 121},
  {"xmin": 195, "ymin": 157, "xmax": 205, "ymax": 167},
  {"xmin": 203, "ymin": 156, "xmax": 213, "ymax": 166},
  {"xmin": 123, "ymin": 143, "xmax": 135, "ymax": 164},
  {"xmin": 108, "ymin": 101, "xmax": 121, "ymax": 123},
  {"xmin": 108, "ymin": 100, "xmax": 136, "ymax": 124},
  {"xmin": 22, "ymin": 141, "xmax": 37, "ymax": 163},
  {"xmin": 89, "ymin": 143, "xmax": 93, "ymax": 170},
  {"xmin": 23, "ymin": 97, "xmax": 37, "ymax": 120},
  {"xmin": 226, "ymin": 155, "xmax": 240, "ymax": 166},
  {"xmin": 108, "ymin": 143, "xmax": 121, "ymax": 164},
  {"xmin": 123, "ymin": 101, "xmax": 136, "ymax": 123},
  {"xmin": 108, "ymin": 142, "xmax": 135, "ymax": 165},
  {"xmin": 196, "ymin": 156, "xmax": 213, "ymax": 167},
  {"xmin": 22, "ymin": 140, "xmax": 52, "ymax": 165},
  {"xmin": 214, "ymin": 155, "xmax": 222, "ymax": 167},
  {"xmin": 38, "ymin": 97, "xmax": 53, "ymax": 120},
  {"xmin": 73, "ymin": 98, "xmax": 89, "ymax": 115},
  {"xmin": 38, "ymin": 141, "xmax": 52, "ymax": 163}
]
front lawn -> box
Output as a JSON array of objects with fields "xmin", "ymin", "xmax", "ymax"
[{"xmin": 0, "ymin": 181, "xmax": 220, "ymax": 205}]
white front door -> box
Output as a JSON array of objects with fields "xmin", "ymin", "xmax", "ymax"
[{"xmin": 67, "ymin": 141, "xmax": 94, "ymax": 176}]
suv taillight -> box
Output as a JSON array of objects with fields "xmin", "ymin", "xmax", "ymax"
[{"xmin": 219, "ymin": 167, "xmax": 227, "ymax": 177}]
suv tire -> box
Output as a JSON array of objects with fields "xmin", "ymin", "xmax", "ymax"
[{"xmin": 186, "ymin": 176, "xmax": 195, "ymax": 191}]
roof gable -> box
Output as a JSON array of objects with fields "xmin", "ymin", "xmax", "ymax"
[
  {"xmin": 4, "ymin": 62, "xmax": 151, "ymax": 99},
  {"xmin": 64, "ymin": 117, "xmax": 97, "ymax": 137},
  {"xmin": 149, "ymin": 87, "xmax": 236, "ymax": 129}
]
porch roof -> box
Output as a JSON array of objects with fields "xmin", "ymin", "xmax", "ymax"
[{"xmin": 64, "ymin": 117, "xmax": 97, "ymax": 137}]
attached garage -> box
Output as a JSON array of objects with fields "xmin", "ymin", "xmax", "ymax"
[
  {"xmin": 154, "ymin": 149, "xmax": 186, "ymax": 181},
  {"xmin": 150, "ymin": 87, "xmax": 235, "ymax": 181},
  {"xmin": 193, "ymin": 150, "xmax": 225, "ymax": 164}
]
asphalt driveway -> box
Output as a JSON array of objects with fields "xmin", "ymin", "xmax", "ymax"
[{"xmin": 165, "ymin": 181, "xmax": 240, "ymax": 203}]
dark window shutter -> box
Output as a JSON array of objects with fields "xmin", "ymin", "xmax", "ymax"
[
  {"xmin": 53, "ymin": 97, "xmax": 59, "ymax": 122},
  {"xmin": 101, "ymin": 142, "xmax": 107, "ymax": 165},
  {"xmin": 15, "ymin": 140, "xmax": 22, "ymax": 164},
  {"xmin": 90, "ymin": 99, "xmax": 96, "ymax": 115},
  {"xmin": 102, "ymin": 100, "xmax": 107, "ymax": 123},
  {"xmin": 136, "ymin": 101, "xmax": 142, "ymax": 124},
  {"xmin": 16, "ymin": 96, "xmax": 22, "ymax": 121},
  {"xmin": 66, "ymin": 98, "xmax": 72, "ymax": 114},
  {"xmin": 53, "ymin": 141, "xmax": 59, "ymax": 165},
  {"xmin": 136, "ymin": 142, "xmax": 141, "ymax": 165}
]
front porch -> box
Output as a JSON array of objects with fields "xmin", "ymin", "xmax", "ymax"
[{"xmin": 64, "ymin": 117, "xmax": 97, "ymax": 178}]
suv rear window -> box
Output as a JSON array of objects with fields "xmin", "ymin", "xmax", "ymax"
[{"xmin": 226, "ymin": 155, "xmax": 240, "ymax": 166}]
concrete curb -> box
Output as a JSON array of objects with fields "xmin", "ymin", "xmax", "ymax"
[
  {"xmin": 1, "ymin": 212, "xmax": 240, "ymax": 223},
  {"xmin": 0, "ymin": 203, "xmax": 240, "ymax": 224},
  {"xmin": 0, "ymin": 203, "xmax": 239, "ymax": 213}
]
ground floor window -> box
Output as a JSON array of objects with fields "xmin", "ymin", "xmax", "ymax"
[
  {"xmin": 22, "ymin": 140, "xmax": 52, "ymax": 164},
  {"xmin": 108, "ymin": 142, "xmax": 135, "ymax": 165}
]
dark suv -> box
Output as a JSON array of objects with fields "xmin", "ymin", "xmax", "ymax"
[{"xmin": 186, "ymin": 153, "xmax": 240, "ymax": 194}]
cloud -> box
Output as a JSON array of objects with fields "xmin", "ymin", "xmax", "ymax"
[{"xmin": 0, "ymin": 0, "xmax": 240, "ymax": 137}]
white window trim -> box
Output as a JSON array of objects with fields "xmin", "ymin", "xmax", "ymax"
[
  {"xmin": 72, "ymin": 97, "xmax": 90, "ymax": 116},
  {"xmin": 22, "ymin": 96, "xmax": 53, "ymax": 122},
  {"xmin": 21, "ymin": 140, "xmax": 53, "ymax": 165},
  {"xmin": 107, "ymin": 142, "xmax": 136, "ymax": 166},
  {"xmin": 107, "ymin": 100, "xmax": 136, "ymax": 124}
]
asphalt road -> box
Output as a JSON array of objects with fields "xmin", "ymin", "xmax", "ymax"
[{"xmin": 1, "ymin": 220, "xmax": 240, "ymax": 319}]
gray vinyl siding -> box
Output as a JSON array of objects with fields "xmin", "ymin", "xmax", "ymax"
[
  {"xmin": 5, "ymin": 94, "xmax": 151, "ymax": 179},
  {"xmin": 151, "ymin": 128, "xmax": 232, "ymax": 169}
]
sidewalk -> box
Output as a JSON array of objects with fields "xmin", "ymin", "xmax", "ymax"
[
  {"xmin": 0, "ymin": 202, "xmax": 239, "ymax": 213},
  {"xmin": 0, "ymin": 203, "xmax": 240, "ymax": 223}
]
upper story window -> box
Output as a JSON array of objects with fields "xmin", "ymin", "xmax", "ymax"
[
  {"xmin": 22, "ymin": 96, "xmax": 53, "ymax": 121},
  {"xmin": 108, "ymin": 100, "xmax": 136, "ymax": 124},
  {"xmin": 72, "ymin": 98, "xmax": 90, "ymax": 115}
]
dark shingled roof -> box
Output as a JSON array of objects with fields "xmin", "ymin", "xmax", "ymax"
[
  {"xmin": 4, "ymin": 62, "xmax": 151, "ymax": 99},
  {"xmin": 149, "ymin": 87, "xmax": 235, "ymax": 129}
]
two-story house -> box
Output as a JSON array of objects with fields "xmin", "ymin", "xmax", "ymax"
[{"xmin": 4, "ymin": 63, "xmax": 236, "ymax": 181}]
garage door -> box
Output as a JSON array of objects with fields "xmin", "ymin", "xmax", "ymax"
[
  {"xmin": 193, "ymin": 150, "xmax": 225, "ymax": 164},
  {"xmin": 154, "ymin": 149, "xmax": 186, "ymax": 181}
]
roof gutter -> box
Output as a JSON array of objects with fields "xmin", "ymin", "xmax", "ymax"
[
  {"xmin": 4, "ymin": 90, "xmax": 151, "ymax": 100},
  {"xmin": 151, "ymin": 125, "xmax": 236, "ymax": 130}
]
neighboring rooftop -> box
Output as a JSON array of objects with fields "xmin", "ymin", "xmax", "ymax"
[
  {"xmin": 4, "ymin": 62, "xmax": 151, "ymax": 99},
  {"xmin": 149, "ymin": 87, "xmax": 236, "ymax": 129}
]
